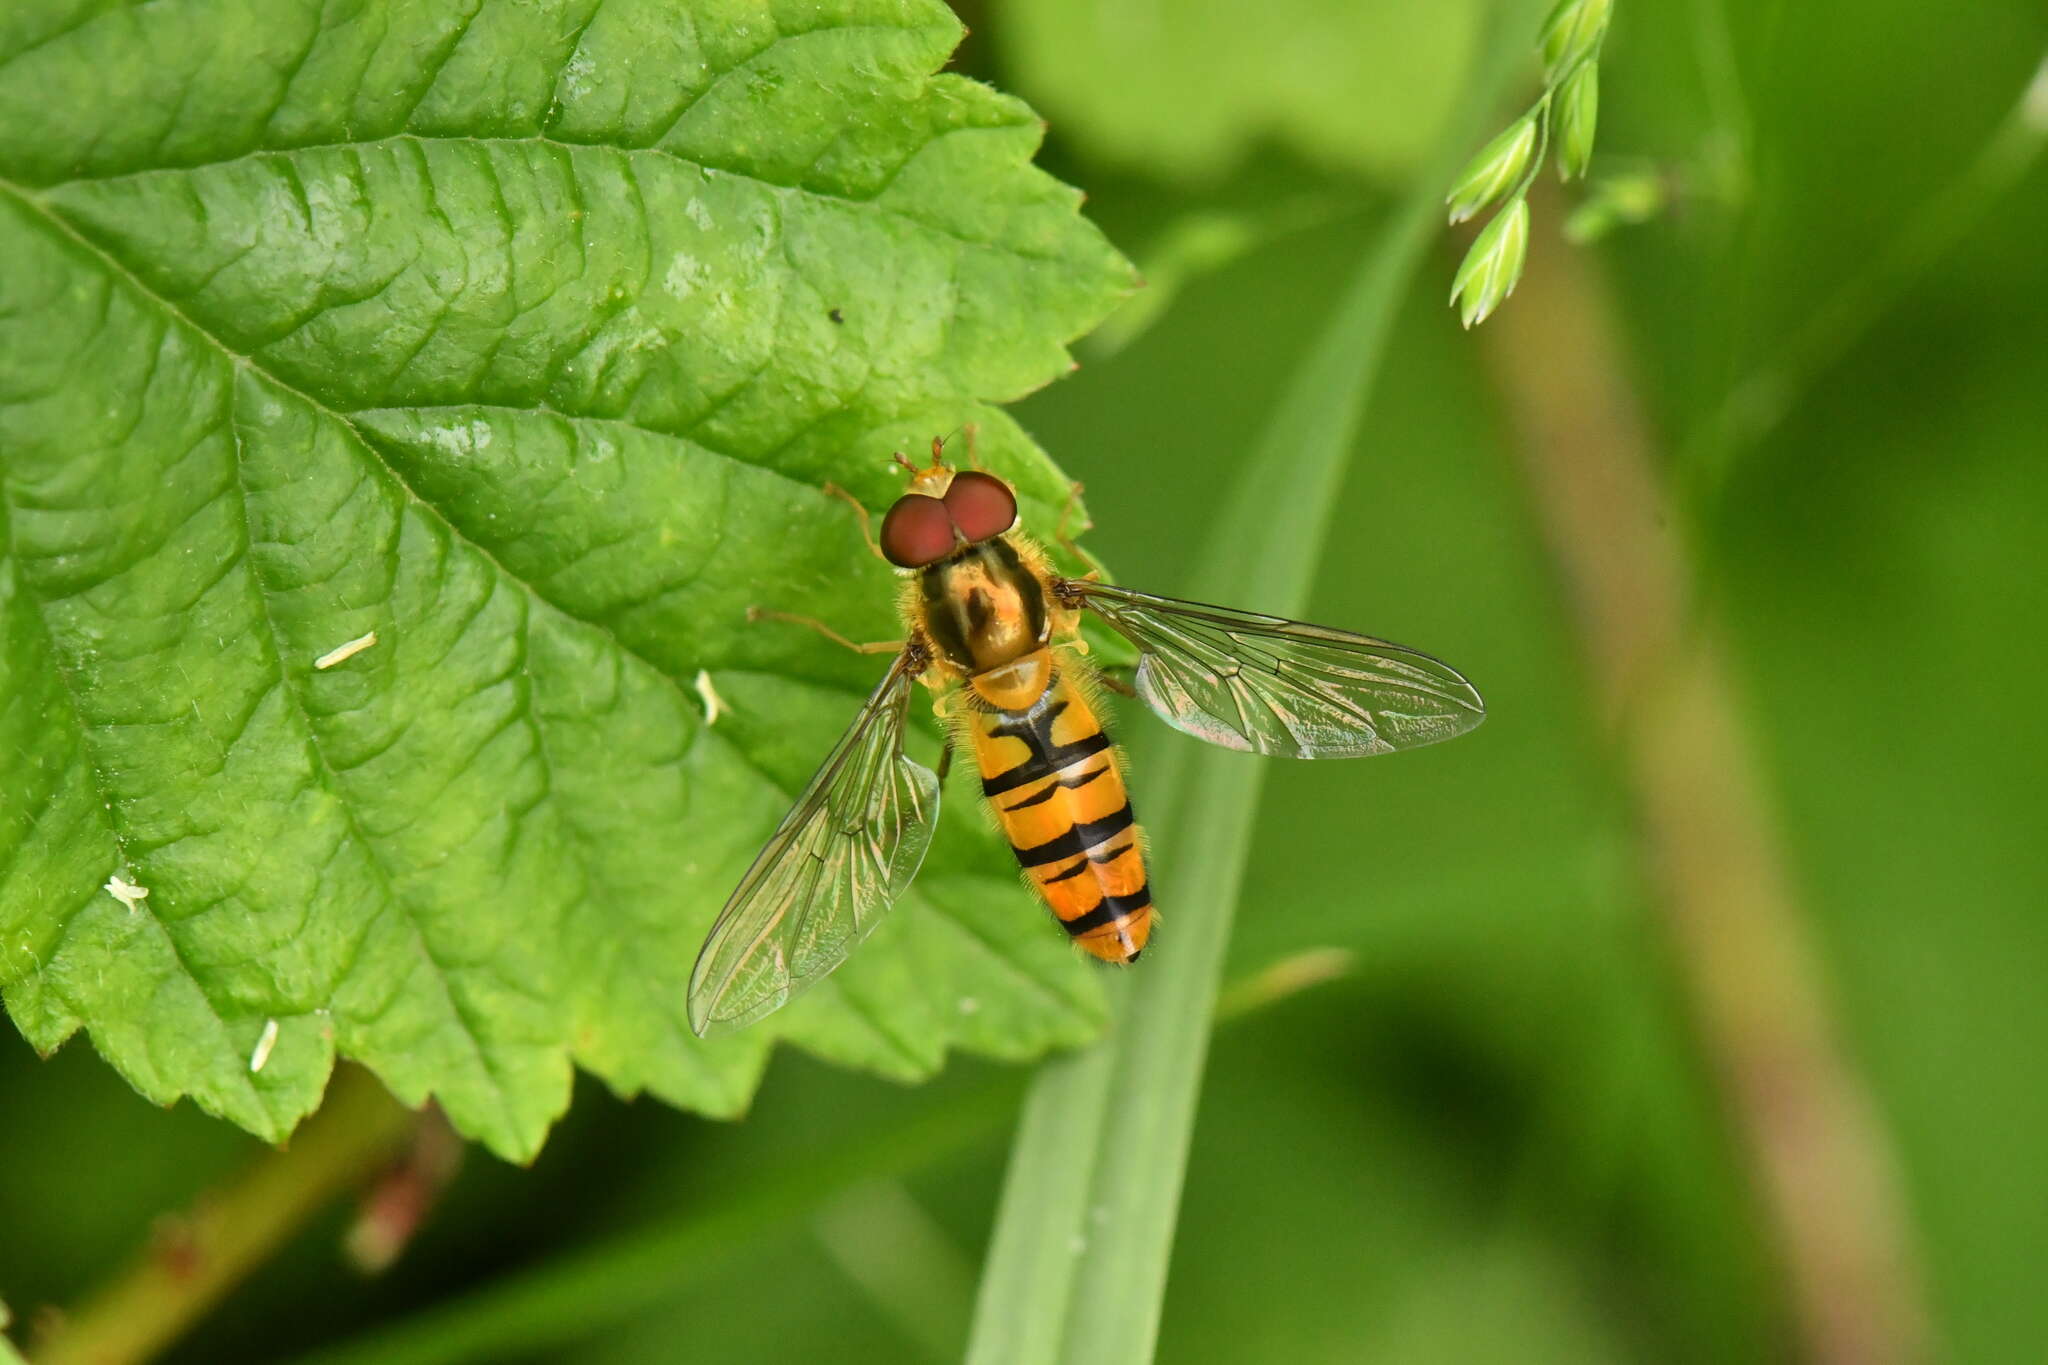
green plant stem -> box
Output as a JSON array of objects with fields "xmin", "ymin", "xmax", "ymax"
[
  {"xmin": 962, "ymin": 15, "xmax": 1535, "ymax": 1365},
  {"xmin": 1509, "ymin": 89, "xmax": 1554, "ymax": 201},
  {"xmin": 31, "ymin": 1067, "xmax": 416, "ymax": 1365},
  {"xmin": 1479, "ymin": 189, "xmax": 1933, "ymax": 1365}
]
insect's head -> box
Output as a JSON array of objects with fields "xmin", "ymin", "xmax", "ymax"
[{"xmin": 878, "ymin": 437, "xmax": 1018, "ymax": 569}]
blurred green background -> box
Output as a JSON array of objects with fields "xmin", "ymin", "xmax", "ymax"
[{"xmin": 6, "ymin": 1, "xmax": 2046, "ymax": 1361}]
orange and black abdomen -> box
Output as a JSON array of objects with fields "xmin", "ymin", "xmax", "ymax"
[{"xmin": 970, "ymin": 675, "xmax": 1152, "ymax": 962}]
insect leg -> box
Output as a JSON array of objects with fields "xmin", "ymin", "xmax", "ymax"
[
  {"xmin": 821, "ymin": 482, "xmax": 888, "ymax": 562},
  {"xmin": 748, "ymin": 606, "xmax": 904, "ymax": 655},
  {"xmin": 1094, "ymin": 666, "xmax": 1137, "ymax": 698}
]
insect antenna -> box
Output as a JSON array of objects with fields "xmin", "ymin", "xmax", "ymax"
[{"xmin": 928, "ymin": 423, "xmax": 983, "ymax": 470}]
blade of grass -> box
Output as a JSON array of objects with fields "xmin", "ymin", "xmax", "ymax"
[{"xmin": 963, "ymin": 13, "xmax": 1534, "ymax": 1365}]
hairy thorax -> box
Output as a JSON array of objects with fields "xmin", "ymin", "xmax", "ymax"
[{"xmin": 916, "ymin": 537, "xmax": 1050, "ymax": 679}]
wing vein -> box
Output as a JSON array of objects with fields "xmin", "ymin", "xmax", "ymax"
[
  {"xmin": 1072, "ymin": 581, "xmax": 1484, "ymax": 760},
  {"xmin": 686, "ymin": 650, "xmax": 940, "ymax": 1036}
]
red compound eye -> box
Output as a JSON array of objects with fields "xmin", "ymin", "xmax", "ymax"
[
  {"xmin": 879, "ymin": 494, "xmax": 955, "ymax": 568},
  {"xmin": 943, "ymin": 471, "xmax": 1018, "ymax": 543}
]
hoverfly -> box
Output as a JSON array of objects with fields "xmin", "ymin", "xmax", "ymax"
[{"xmin": 685, "ymin": 442, "xmax": 1485, "ymax": 1036}]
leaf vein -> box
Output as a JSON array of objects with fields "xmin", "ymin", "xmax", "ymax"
[
  {"xmin": 0, "ymin": 476, "xmax": 275, "ymax": 1124},
  {"xmin": 219, "ymin": 387, "xmax": 525, "ymax": 1136},
  {"xmin": 45, "ymin": 132, "xmax": 1075, "ymax": 265},
  {"xmin": 404, "ymin": 0, "xmax": 489, "ymax": 129}
]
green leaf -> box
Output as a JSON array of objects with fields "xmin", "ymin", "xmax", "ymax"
[
  {"xmin": 0, "ymin": 0, "xmax": 1136, "ymax": 1161},
  {"xmin": 995, "ymin": 0, "xmax": 1483, "ymax": 183},
  {"xmin": 0, "ymin": 1297, "xmax": 21, "ymax": 1365}
]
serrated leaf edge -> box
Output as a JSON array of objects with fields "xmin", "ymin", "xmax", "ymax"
[{"xmin": 0, "ymin": 9, "xmax": 1128, "ymax": 1154}]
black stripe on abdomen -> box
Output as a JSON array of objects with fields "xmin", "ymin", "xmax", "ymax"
[
  {"xmin": 1013, "ymin": 802, "xmax": 1136, "ymax": 867},
  {"xmin": 1062, "ymin": 885, "xmax": 1154, "ymax": 935},
  {"xmin": 1041, "ymin": 837, "xmax": 1134, "ymax": 885},
  {"xmin": 1002, "ymin": 761, "xmax": 1108, "ymax": 812},
  {"xmin": 980, "ymin": 696, "xmax": 1114, "ymax": 798}
]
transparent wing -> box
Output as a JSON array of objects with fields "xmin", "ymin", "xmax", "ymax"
[
  {"xmin": 1070, "ymin": 581, "xmax": 1485, "ymax": 758},
  {"xmin": 687, "ymin": 654, "xmax": 939, "ymax": 1037}
]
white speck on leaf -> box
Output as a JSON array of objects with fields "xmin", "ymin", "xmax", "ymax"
[
  {"xmin": 249, "ymin": 1017, "xmax": 281, "ymax": 1073},
  {"xmin": 563, "ymin": 51, "xmax": 595, "ymax": 98},
  {"xmin": 424, "ymin": 418, "xmax": 493, "ymax": 459},
  {"xmin": 664, "ymin": 252, "xmax": 705, "ymax": 298},
  {"xmin": 685, "ymin": 197, "xmax": 714, "ymax": 230},
  {"xmin": 105, "ymin": 873, "xmax": 149, "ymax": 912},
  {"xmin": 957, "ymin": 996, "xmax": 980, "ymax": 1015},
  {"xmin": 694, "ymin": 670, "xmax": 725, "ymax": 725},
  {"xmin": 314, "ymin": 630, "xmax": 378, "ymax": 670}
]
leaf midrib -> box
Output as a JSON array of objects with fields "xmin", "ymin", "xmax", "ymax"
[
  {"xmin": 30, "ymin": 126, "xmax": 1079, "ymax": 268},
  {"xmin": 6, "ymin": 171, "xmax": 612, "ymax": 1138},
  {"xmin": 4, "ymin": 162, "xmax": 1090, "ymax": 1112},
  {"xmin": 1, "ymin": 172, "xmax": 806, "ymax": 1130},
  {"xmin": 0, "ymin": 175, "xmax": 856, "ymax": 683}
]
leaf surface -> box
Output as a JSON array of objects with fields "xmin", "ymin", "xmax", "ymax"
[{"xmin": 0, "ymin": 0, "xmax": 1135, "ymax": 1159}]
